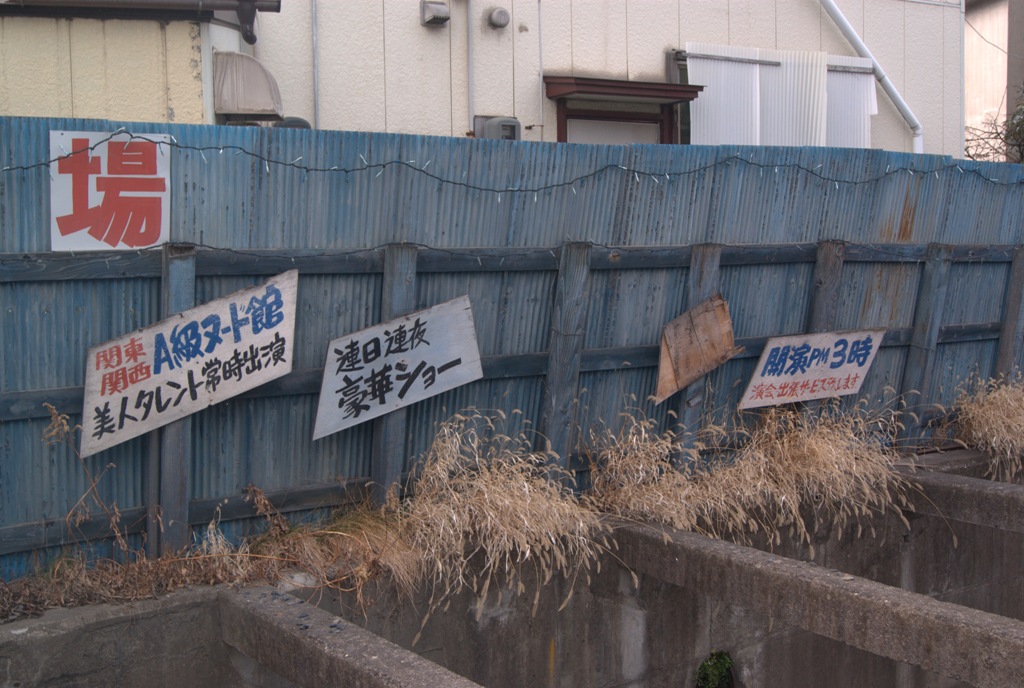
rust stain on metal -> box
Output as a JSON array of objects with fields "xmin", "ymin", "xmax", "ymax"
[{"xmin": 898, "ymin": 185, "xmax": 920, "ymax": 242}]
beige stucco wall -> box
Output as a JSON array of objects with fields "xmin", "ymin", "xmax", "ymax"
[
  {"xmin": 0, "ymin": 17, "xmax": 204, "ymax": 124},
  {"xmin": 254, "ymin": 0, "xmax": 964, "ymax": 155}
]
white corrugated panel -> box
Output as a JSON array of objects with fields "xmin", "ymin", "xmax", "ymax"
[
  {"xmin": 760, "ymin": 49, "xmax": 828, "ymax": 146},
  {"xmin": 685, "ymin": 42, "xmax": 760, "ymax": 146},
  {"xmin": 826, "ymin": 55, "xmax": 877, "ymax": 148},
  {"xmin": 685, "ymin": 44, "xmax": 873, "ymax": 148}
]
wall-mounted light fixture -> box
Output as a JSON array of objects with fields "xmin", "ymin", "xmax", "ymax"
[{"xmin": 420, "ymin": 0, "xmax": 450, "ymax": 26}]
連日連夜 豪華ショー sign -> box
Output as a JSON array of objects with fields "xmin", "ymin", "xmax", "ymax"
[
  {"xmin": 80, "ymin": 270, "xmax": 298, "ymax": 456},
  {"xmin": 738, "ymin": 329, "xmax": 886, "ymax": 410},
  {"xmin": 313, "ymin": 296, "xmax": 483, "ymax": 440},
  {"xmin": 50, "ymin": 130, "xmax": 171, "ymax": 251}
]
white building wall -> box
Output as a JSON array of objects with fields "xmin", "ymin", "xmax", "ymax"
[
  {"xmin": 0, "ymin": 17, "xmax": 204, "ymax": 124},
  {"xmin": 252, "ymin": 0, "xmax": 963, "ymax": 155},
  {"xmin": 964, "ymin": 0, "xmax": 1007, "ymax": 131},
  {"xmin": 0, "ymin": 0, "xmax": 965, "ymax": 156}
]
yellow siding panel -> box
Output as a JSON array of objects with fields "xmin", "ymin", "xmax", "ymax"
[
  {"xmin": 163, "ymin": 22, "xmax": 204, "ymax": 123},
  {"xmin": 0, "ymin": 18, "xmax": 73, "ymax": 118}
]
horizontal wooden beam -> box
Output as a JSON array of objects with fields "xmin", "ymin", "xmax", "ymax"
[
  {"xmin": 590, "ymin": 245, "xmax": 692, "ymax": 270},
  {"xmin": 189, "ymin": 480, "xmax": 367, "ymax": 525},
  {"xmin": 0, "ymin": 251, "xmax": 162, "ymax": 282},
  {"xmin": 2, "ymin": 322, "xmax": 1002, "ymax": 422},
  {"xmin": 418, "ymin": 247, "xmax": 559, "ymax": 272},
  {"xmin": 0, "ymin": 480, "xmax": 371, "ymax": 557},
  {"xmin": 4, "ymin": 244, "xmax": 1019, "ymax": 285},
  {"xmin": 0, "ymin": 507, "xmax": 148, "ymax": 557},
  {"xmin": 719, "ymin": 243, "xmax": 818, "ymax": 265},
  {"xmin": 195, "ymin": 247, "xmax": 384, "ymax": 276}
]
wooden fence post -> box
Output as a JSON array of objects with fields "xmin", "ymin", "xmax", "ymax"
[
  {"xmin": 158, "ymin": 243, "xmax": 196, "ymax": 554},
  {"xmin": 539, "ymin": 242, "xmax": 592, "ymax": 466},
  {"xmin": 995, "ymin": 245, "xmax": 1024, "ymax": 376},
  {"xmin": 370, "ymin": 244, "xmax": 419, "ymax": 505},
  {"xmin": 806, "ymin": 240, "xmax": 846, "ymax": 333},
  {"xmin": 677, "ymin": 244, "xmax": 723, "ymax": 435},
  {"xmin": 899, "ymin": 243, "xmax": 953, "ymax": 444}
]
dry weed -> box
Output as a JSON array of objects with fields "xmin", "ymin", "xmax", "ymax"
[
  {"xmin": 587, "ymin": 403, "xmax": 912, "ymax": 551},
  {"xmin": 586, "ymin": 413, "xmax": 704, "ymax": 533},
  {"xmin": 248, "ymin": 492, "xmax": 420, "ymax": 609},
  {"xmin": 951, "ymin": 374, "xmax": 1024, "ymax": 481},
  {"xmin": 721, "ymin": 403, "xmax": 912, "ymax": 547},
  {"xmin": 401, "ymin": 410, "xmax": 609, "ymax": 625}
]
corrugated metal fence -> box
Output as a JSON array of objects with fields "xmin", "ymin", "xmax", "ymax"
[{"xmin": 3, "ymin": 117, "xmax": 1024, "ymax": 577}]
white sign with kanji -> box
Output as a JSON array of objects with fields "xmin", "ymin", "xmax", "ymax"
[
  {"xmin": 80, "ymin": 270, "xmax": 298, "ymax": 456},
  {"xmin": 50, "ymin": 130, "xmax": 171, "ymax": 251},
  {"xmin": 738, "ymin": 329, "xmax": 886, "ymax": 409},
  {"xmin": 313, "ymin": 296, "xmax": 484, "ymax": 439}
]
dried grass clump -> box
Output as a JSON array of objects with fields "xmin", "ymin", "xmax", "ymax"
[
  {"xmin": 952, "ymin": 374, "xmax": 1024, "ymax": 482},
  {"xmin": 0, "ymin": 494, "xmax": 413, "ymax": 623},
  {"xmin": 0, "ymin": 523, "xmax": 272, "ymax": 623},
  {"xmin": 248, "ymin": 493, "xmax": 421, "ymax": 608},
  {"xmin": 400, "ymin": 411, "xmax": 609, "ymax": 622},
  {"xmin": 586, "ymin": 414, "xmax": 703, "ymax": 533},
  {"xmin": 721, "ymin": 404, "xmax": 912, "ymax": 546},
  {"xmin": 588, "ymin": 404, "xmax": 912, "ymax": 551}
]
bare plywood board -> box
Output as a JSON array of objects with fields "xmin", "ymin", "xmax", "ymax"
[{"xmin": 654, "ymin": 294, "xmax": 743, "ymax": 404}]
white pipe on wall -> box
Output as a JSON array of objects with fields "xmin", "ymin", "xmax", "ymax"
[{"xmin": 819, "ymin": 0, "xmax": 924, "ymax": 154}]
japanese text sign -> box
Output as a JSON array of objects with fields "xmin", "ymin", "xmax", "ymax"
[
  {"xmin": 738, "ymin": 329, "xmax": 885, "ymax": 410},
  {"xmin": 313, "ymin": 296, "xmax": 483, "ymax": 439},
  {"xmin": 50, "ymin": 130, "xmax": 171, "ymax": 251},
  {"xmin": 80, "ymin": 270, "xmax": 298, "ymax": 456}
]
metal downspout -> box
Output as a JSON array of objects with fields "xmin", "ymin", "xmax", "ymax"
[{"xmin": 819, "ymin": 0, "xmax": 925, "ymax": 153}]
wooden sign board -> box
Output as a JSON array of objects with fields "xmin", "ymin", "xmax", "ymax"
[
  {"xmin": 654, "ymin": 294, "xmax": 743, "ymax": 404},
  {"xmin": 738, "ymin": 329, "xmax": 886, "ymax": 410},
  {"xmin": 313, "ymin": 296, "xmax": 484, "ymax": 439},
  {"xmin": 80, "ymin": 270, "xmax": 298, "ymax": 456}
]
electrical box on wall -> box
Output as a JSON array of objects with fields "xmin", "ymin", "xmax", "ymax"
[{"xmin": 475, "ymin": 116, "xmax": 521, "ymax": 141}]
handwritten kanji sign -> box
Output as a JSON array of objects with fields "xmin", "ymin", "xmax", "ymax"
[
  {"xmin": 313, "ymin": 296, "xmax": 483, "ymax": 439},
  {"xmin": 80, "ymin": 270, "xmax": 298, "ymax": 456},
  {"xmin": 50, "ymin": 130, "xmax": 171, "ymax": 251},
  {"xmin": 738, "ymin": 329, "xmax": 885, "ymax": 409}
]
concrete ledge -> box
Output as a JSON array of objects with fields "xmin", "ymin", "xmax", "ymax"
[
  {"xmin": 903, "ymin": 467, "xmax": 1024, "ymax": 533},
  {"xmin": 615, "ymin": 521, "xmax": 1024, "ymax": 688},
  {"xmin": 0, "ymin": 587, "xmax": 235, "ymax": 688},
  {"xmin": 220, "ymin": 587, "xmax": 482, "ymax": 688}
]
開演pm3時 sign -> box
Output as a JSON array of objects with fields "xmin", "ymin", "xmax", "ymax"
[
  {"xmin": 739, "ymin": 329, "xmax": 886, "ymax": 409},
  {"xmin": 80, "ymin": 271, "xmax": 298, "ymax": 456}
]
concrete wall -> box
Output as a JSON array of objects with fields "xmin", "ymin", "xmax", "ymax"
[
  {"xmin": 0, "ymin": 586, "xmax": 479, "ymax": 688},
  {"xmin": 305, "ymin": 459, "xmax": 1024, "ymax": 688},
  {"xmin": 2, "ymin": 460, "xmax": 1021, "ymax": 688},
  {"xmin": 0, "ymin": 16, "xmax": 204, "ymax": 124},
  {"xmin": 254, "ymin": 0, "xmax": 964, "ymax": 155}
]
